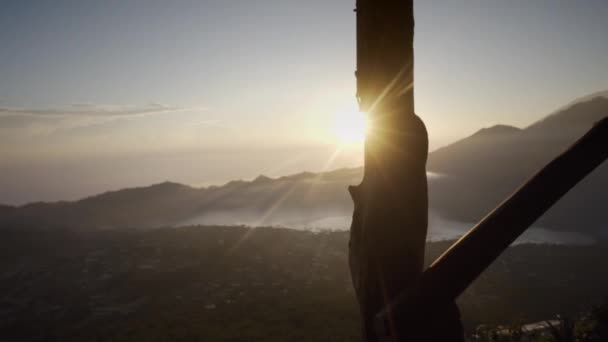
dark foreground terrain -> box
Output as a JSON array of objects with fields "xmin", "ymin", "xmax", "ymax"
[{"xmin": 1, "ymin": 226, "xmax": 607, "ymax": 341}]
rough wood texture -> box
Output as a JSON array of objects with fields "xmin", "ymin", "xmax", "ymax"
[{"xmin": 351, "ymin": 0, "xmax": 464, "ymax": 340}]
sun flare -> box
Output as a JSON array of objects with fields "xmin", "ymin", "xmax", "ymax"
[{"xmin": 332, "ymin": 105, "xmax": 368, "ymax": 146}]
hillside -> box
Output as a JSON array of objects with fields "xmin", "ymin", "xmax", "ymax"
[
  {"xmin": 427, "ymin": 94, "xmax": 608, "ymax": 234},
  {"xmin": 0, "ymin": 169, "xmax": 361, "ymax": 230}
]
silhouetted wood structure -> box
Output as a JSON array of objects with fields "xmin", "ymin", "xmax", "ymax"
[
  {"xmin": 350, "ymin": 0, "xmax": 608, "ymax": 341},
  {"xmin": 376, "ymin": 116, "xmax": 608, "ymax": 335},
  {"xmin": 350, "ymin": 0, "xmax": 463, "ymax": 340}
]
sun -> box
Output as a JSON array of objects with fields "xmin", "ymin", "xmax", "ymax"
[{"xmin": 332, "ymin": 104, "xmax": 368, "ymax": 146}]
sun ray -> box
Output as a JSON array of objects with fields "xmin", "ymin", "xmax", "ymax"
[
  {"xmin": 225, "ymin": 179, "xmax": 301, "ymax": 255},
  {"xmin": 303, "ymin": 146, "xmax": 344, "ymax": 199}
]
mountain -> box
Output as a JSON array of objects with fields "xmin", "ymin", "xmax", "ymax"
[
  {"xmin": 0, "ymin": 169, "xmax": 361, "ymax": 230},
  {"xmin": 1, "ymin": 182, "xmax": 203, "ymax": 228},
  {"xmin": 427, "ymin": 93, "xmax": 608, "ymax": 235},
  {"xmin": 1, "ymin": 92, "xmax": 607, "ymax": 237}
]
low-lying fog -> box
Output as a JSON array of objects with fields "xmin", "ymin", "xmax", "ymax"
[
  {"xmin": 175, "ymin": 172, "xmax": 596, "ymax": 245},
  {"xmin": 179, "ymin": 210, "xmax": 594, "ymax": 245}
]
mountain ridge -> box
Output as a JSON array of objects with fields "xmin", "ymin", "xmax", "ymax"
[{"xmin": 1, "ymin": 92, "xmax": 607, "ymax": 236}]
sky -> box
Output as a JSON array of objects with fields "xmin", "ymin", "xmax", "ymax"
[{"xmin": 1, "ymin": 0, "xmax": 608, "ymax": 204}]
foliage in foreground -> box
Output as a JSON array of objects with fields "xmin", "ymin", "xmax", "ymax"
[{"xmin": 470, "ymin": 303, "xmax": 608, "ymax": 341}]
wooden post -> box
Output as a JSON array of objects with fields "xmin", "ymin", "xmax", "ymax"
[{"xmin": 350, "ymin": 0, "xmax": 463, "ymax": 340}]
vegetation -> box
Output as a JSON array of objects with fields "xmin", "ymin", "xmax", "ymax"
[
  {"xmin": 469, "ymin": 305, "xmax": 608, "ymax": 341},
  {"xmin": 1, "ymin": 225, "xmax": 607, "ymax": 341}
]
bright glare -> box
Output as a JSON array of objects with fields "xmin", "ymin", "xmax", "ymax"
[{"xmin": 332, "ymin": 104, "xmax": 368, "ymax": 146}]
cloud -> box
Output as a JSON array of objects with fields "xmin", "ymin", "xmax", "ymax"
[
  {"xmin": 0, "ymin": 102, "xmax": 209, "ymax": 141},
  {"xmin": 0, "ymin": 103, "xmax": 195, "ymax": 118},
  {"xmin": 191, "ymin": 119, "xmax": 227, "ymax": 128}
]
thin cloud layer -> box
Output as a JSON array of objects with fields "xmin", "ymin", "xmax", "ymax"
[
  {"xmin": 0, "ymin": 103, "xmax": 190, "ymax": 118},
  {"xmin": 0, "ymin": 103, "xmax": 210, "ymax": 145}
]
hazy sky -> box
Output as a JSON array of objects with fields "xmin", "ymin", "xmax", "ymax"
[{"xmin": 1, "ymin": 0, "xmax": 608, "ymax": 204}]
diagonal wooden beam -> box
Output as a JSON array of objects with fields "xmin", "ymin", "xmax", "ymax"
[{"xmin": 376, "ymin": 116, "xmax": 608, "ymax": 335}]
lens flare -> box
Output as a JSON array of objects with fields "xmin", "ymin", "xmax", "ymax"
[{"xmin": 332, "ymin": 104, "xmax": 368, "ymax": 146}]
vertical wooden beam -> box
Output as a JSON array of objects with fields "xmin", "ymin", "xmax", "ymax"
[
  {"xmin": 356, "ymin": 0, "xmax": 414, "ymax": 114},
  {"xmin": 350, "ymin": 0, "xmax": 441, "ymax": 340}
]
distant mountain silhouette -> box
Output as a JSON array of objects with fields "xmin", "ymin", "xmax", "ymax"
[
  {"xmin": 0, "ymin": 169, "xmax": 361, "ymax": 230},
  {"xmin": 1, "ymin": 92, "xmax": 607, "ymax": 237},
  {"xmin": 428, "ymin": 93, "xmax": 608, "ymax": 235}
]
